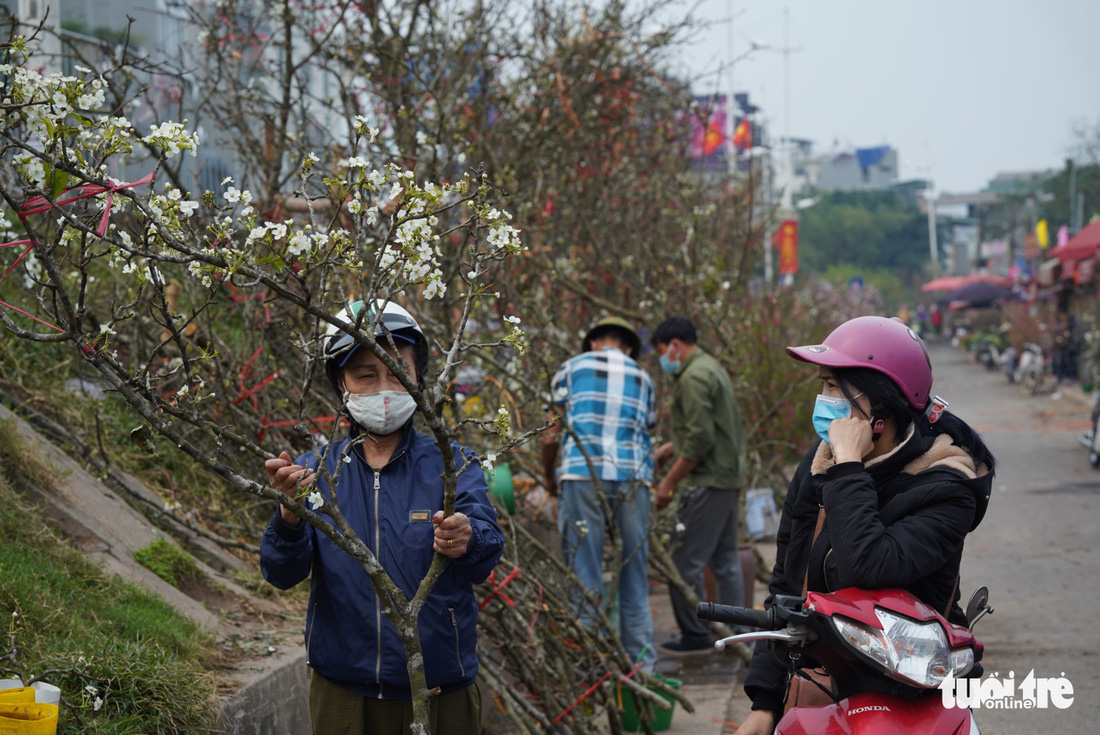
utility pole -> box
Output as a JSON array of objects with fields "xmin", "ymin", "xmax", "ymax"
[
  {"xmin": 763, "ymin": 132, "xmax": 773, "ymax": 287},
  {"xmin": 925, "ymin": 178, "xmax": 939, "ymax": 277},
  {"xmin": 780, "ymin": 6, "xmax": 794, "ymax": 213},
  {"xmin": 755, "ymin": 8, "xmax": 801, "ymax": 289}
]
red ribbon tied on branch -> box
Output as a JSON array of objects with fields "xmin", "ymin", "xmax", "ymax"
[
  {"xmin": 478, "ymin": 566, "xmax": 521, "ymax": 610},
  {"xmin": 0, "ymin": 171, "xmax": 156, "ymax": 332},
  {"xmin": 18, "ymin": 170, "xmax": 158, "ymax": 237}
]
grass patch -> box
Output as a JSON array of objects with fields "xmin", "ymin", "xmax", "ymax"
[
  {"xmin": 0, "ymin": 420, "xmax": 218, "ymax": 734},
  {"xmin": 134, "ymin": 538, "xmax": 199, "ymax": 589}
]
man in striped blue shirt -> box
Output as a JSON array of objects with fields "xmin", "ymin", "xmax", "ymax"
[{"xmin": 543, "ymin": 316, "xmax": 657, "ymax": 671}]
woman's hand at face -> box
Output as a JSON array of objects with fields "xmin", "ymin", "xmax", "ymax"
[{"xmin": 828, "ymin": 416, "xmax": 874, "ymax": 464}]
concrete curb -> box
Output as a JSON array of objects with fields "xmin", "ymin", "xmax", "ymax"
[{"xmin": 218, "ymin": 649, "xmax": 310, "ymax": 735}]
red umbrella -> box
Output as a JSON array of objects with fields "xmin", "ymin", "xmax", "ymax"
[
  {"xmin": 921, "ymin": 273, "xmax": 1010, "ymax": 292},
  {"xmin": 1050, "ymin": 219, "xmax": 1100, "ymax": 262}
]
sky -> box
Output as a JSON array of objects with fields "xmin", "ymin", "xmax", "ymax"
[{"xmin": 677, "ymin": 0, "xmax": 1100, "ymax": 195}]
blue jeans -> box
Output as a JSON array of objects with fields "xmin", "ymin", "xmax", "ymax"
[{"xmin": 558, "ymin": 479, "xmax": 656, "ymax": 671}]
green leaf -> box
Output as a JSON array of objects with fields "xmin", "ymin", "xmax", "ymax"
[{"xmin": 49, "ymin": 169, "xmax": 70, "ymax": 201}]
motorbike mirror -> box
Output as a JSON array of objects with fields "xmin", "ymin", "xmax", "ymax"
[{"xmin": 965, "ymin": 586, "xmax": 990, "ymax": 626}]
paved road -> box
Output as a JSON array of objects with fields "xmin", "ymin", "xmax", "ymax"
[{"xmin": 938, "ymin": 342, "xmax": 1099, "ymax": 733}]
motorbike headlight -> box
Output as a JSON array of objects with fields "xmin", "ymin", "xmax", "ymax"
[{"xmin": 832, "ymin": 608, "xmax": 970, "ymax": 689}]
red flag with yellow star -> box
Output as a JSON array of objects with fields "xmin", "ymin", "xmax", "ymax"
[{"xmin": 733, "ymin": 118, "xmax": 752, "ymax": 150}]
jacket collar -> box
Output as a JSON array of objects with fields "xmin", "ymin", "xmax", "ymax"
[
  {"xmin": 902, "ymin": 434, "xmax": 985, "ymax": 479},
  {"xmin": 672, "ymin": 347, "xmax": 703, "ymax": 378},
  {"xmin": 811, "ymin": 423, "xmax": 931, "ymax": 480},
  {"xmin": 348, "ymin": 416, "xmax": 418, "ymax": 465},
  {"xmin": 811, "ymin": 423, "xmax": 987, "ymax": 482}
]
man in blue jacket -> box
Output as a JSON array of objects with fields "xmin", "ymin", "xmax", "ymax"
[{"xmin": 261, "ymin": 300, "xmax": 504, "ymax": 734}]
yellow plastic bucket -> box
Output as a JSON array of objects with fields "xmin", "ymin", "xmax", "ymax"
[
  {"xmin": 0, "ymin": 703, "xmax": 59, "ymax": 735},
  {"xmin": 0, "ymin": 691, "xmax": 33, "ymax": 705}
]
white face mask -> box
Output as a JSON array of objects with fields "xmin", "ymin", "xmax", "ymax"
[{"xmin": 343, "ymin": 390, "xmax": 417, "ymax": 435}]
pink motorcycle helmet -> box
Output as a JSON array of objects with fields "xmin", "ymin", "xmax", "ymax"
[{"xmin": 786, "ymin": 316, "xmax": 933, "ymax": 409}]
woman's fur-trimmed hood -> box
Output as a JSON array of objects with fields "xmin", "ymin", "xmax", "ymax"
[{"xmin": 810, "ymin": 425, "xmax": 992, "ymax": 530}]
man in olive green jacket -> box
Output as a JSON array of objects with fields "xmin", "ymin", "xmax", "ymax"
[{"xmin": 652, "ymin": 316, "xmax": 746, "ymax": 654}]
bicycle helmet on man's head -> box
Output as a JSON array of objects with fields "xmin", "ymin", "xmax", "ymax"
[
  {"xmin": 323, "ymin": 299, "xmax": 428, "ymax": 393},
  {"xmin": 786, "ymin": 316, "xmax": 933, "ymax": 410}
]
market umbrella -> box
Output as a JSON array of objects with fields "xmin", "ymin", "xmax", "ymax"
[
  {"xmin": 943, "ymin": 281, "xmax": 1015, "ymax": 309},
  {"xmin": 1050, "ymin": 219, "xmax": 1100, "ymax": 262},
  {"xmin": 921, "ymin": 273, "xmax": 1010, "ymax": 292}
]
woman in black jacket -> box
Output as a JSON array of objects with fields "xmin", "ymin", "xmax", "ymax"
[{"xmin": 737, "ymin": 316, "xmax": 995, "ymax": 735}]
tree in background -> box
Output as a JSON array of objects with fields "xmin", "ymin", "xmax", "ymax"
[
  {"xmin": 1037, "ymin": 161, "xmax": 1100, "ymax": 232},
  {"xmin": 797, "ymin": 190, "xmax": 935, "ymax": 278}
]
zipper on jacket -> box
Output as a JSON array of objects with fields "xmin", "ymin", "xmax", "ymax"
[
  {"xmin": 356, "ymin": 446, "xmax": 406, "ymax": 694},
  {"xmin": 374, "ymin": 468, "xmax": 383, "ymax": 687},
  {"xmin": 304, "ymin": 596, "xmax": 318, "ymax": 671},
  {"xmin": 303, "ymin": 595, "xmax": 318, "ymax": 680},
  {"xmin": 449, "ymin": 607, "xmax": 466, "ymax": 679}
]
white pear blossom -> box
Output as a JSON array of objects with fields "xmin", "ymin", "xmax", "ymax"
[
  {"xmin": 287, "ymin": 232, "xmax": 310, "ymax": 256},
  {"xmin": 352, "ymin": 116, "xmax": 380, "ymax": 142},
  {"xmin": 423, "ymin": 270, "xmax": 447, "ymax": 300},
  {"xmin": 142, "ymin": 121, "xmax": 199, "ymax": 158}
]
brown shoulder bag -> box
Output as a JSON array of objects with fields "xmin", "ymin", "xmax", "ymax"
[{"xmin": 783, "ymin": 507, "xmax": 836, "ymax": 713}]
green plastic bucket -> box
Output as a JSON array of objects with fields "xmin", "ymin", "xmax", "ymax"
[
  {"xmin": 484, "ymin": 462, "xmax": 515, "ymax": 514},
  {"xmin": 618, "ymin": 673, "xmax": 681, "ymax": 732}
]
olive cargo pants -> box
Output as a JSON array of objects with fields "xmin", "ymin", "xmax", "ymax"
[{"xmin": 308, "ymin": 671, "xmax": 482, "ymax": 734}]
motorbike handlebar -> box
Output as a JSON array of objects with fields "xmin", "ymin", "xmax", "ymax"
[{"xmin": 696, "ymin": 602, "xmax": 771, "ymax": 629}]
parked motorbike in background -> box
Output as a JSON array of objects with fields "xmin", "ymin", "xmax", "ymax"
[
  {"xmin": 1078, "ymin": 382, "xmax": 1100, "ymax": 467},
  {"xmin": 1013, "ymin": 342, "xmax": 1045, "ymax": 394},
  {"xmin": 700, "ymin": 586, "xmax": 993, "ymax": 734},
  {"xmin": 974, "ymin": 337, "xmax": 1011, "ymax": 374}
]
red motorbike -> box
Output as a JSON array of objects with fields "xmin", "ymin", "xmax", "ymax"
[{"xmin": 698, "ymin": 585, "xmax": 993, "ymax": 734}]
